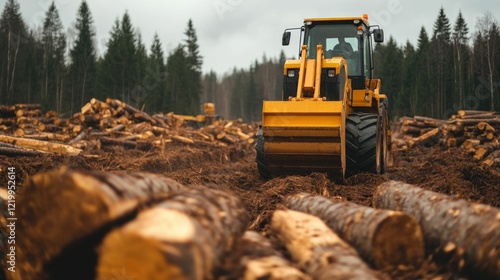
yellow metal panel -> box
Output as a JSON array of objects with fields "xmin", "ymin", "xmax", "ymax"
[
  {"xmin": 262, "ymin": 100, "xmax": 342, "ymax": 128},
  {"xmin": 303, "ymin": 59, "xmax": 316, "ymax": 91},
  {"xmin": 304, "ymin": 17, "xmax": 369, "ymax": 25},
  {"xmin": 283, "ymin": 60, "xmax": 300, "ymax": 75},
  {"xmin": 351, "ymin": 89, "xmax": 372, "ymax": 107}
]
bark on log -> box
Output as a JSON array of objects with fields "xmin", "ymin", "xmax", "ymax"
[
  {"xmin": 97, "ymin": 185, "xmax": 248, "ymax": 280},
  {"xmin": 14, "ymin": 168, "xmax": 186, "ymax": 280},
  {"xmin": 0, "ymin": 146, "xmax": 44, "ymax": 156},
  {"xmin": 373, "ymin": 180, "xmax": 500, "ymax": 277},
  {"xmin": 284, "ymin": 193, "xmax": 424, "ymax": 269},
  {"xmin": 99, "ymin": 136, "xmax": 153, "ymax": 151},
  {"xmin": 408, "ymin": 128, "xmax": 440, "ymax": 147},
  {"xmin": 271, "ymin": 209, "xmax": 381, "ymax": 280},
  {"xmin": 0, "ymin": 135, "xmax": 82, "ymax": 155},
  {"xmin": 231, "ymin": 231, "xmax": 310, "ymax": 280}
]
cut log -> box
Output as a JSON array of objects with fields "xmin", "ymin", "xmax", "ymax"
[
  {"xmin": 473, "ymin": 141, "xmax": 500, "ymax": 160},
  {"xmin": 68, "ymin": 131, "xmax": 87, "ymax": 145},
  {"xmin": 483, "ymin": 150, "xmax": 500, "ymax": 167},
  {"xmin": 231, "ymin": 231, "xmax": 310, "ymax": 280},
  {"xmin": 373, "ymin": 181, "xmax": 500, "ymax": 277},
  {"xmin": 15, "ymin": 168, "xmax": 186, "ymax": 280},
  {"xmin": 99, "ymin": 136, "xmax": 153, "ymax": 151},
  {"xmin": 0, "ymin": 135, "xmax": 82, "ymax": 155},
  {"xmin": 0, "ymin": 146, "xmax": 44, "ymax": 156},
  {"xmin": 172, "ymin": 135, "xmax": 195, "ymax": 144},
  {"xmin": 408, "ymin": 128, "xmax": 440, "ymax": 147},
  {"xmin": 97, "ymin": 185, "xmax": 248, "ymax": 280},
  {"xmin": 270, "ymin": 209, "xmax": 381, "ymax": 280},
  {"xmin": 284, "ymin": 193, "xmax": 424, "ymax": 269}
]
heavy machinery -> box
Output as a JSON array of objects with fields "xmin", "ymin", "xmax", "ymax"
[
  {"xmin": 256, "ymin": 15, "xmax": 390, "ymax": 179},
  {"xmin": 174, "ymin": 102, "xmax": 221, "ymax": 127}
]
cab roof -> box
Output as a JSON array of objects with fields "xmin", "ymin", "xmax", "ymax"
[{"xmin": 303, "ymin": 16, "xmax": 370, "ymax": 26}]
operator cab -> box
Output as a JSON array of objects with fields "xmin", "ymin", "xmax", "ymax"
[{"xmin": 282, "ymin": 15, "xmax": 384, "ymax": 99}]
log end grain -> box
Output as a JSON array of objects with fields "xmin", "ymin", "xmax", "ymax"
[
  {"xmin": 17, "ymin": 169, "xmax": 137, "ymax": 277},
  {"xmin": 97, "ymin": 209, "xmax": 199, "ymax": 280},
  {"xmin": 371, "ymin": 212, "xmax": 425, "ymax": 269}
]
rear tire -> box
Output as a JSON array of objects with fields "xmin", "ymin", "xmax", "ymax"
[
  {"xmin": 346, "ymin": 112, "xmax": 379, "ymax": 177},
  {"xmin": 255, "ymin": 128, "xmax": 272, "ymax": 179}
]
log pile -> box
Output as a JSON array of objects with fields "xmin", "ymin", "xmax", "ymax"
[
  {"xmin": 394, "ymin": 110, "xmax": 500, "ymax": 172},
  {"xmin": 6, "ymin": 167, "xmax": 500, "ymax": 279},
  {"xmin": 0, "ymin": 98, "xmax": 256, "ymax": 156}
]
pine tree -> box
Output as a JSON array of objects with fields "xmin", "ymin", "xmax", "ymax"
[
  {"xmin": 118, "ymin": 11, "xmax": 137, "ymax": 103},
  {"xmin": 148, "ymin": 33, "xmax": 167, "ymax": 113},
  {"xmin": 474, "ymin": 12, "xmax": 499, "ymax": 111},
  {"xmin": 42, "ymin": 1, "xmax": 66, "ymax": 112},
  {"xmin": 452, "ymin": 11, "xmax": 470, "ymax": 110},
  {"xmin": 431, "ymin": 7, "xmax": 453, "ymax": 118},
  {"xmin": 132, "ymin": 31, "xmax": 148, "ymax": 109},
  {"xmin": 69, "ymin": 0, "xmax": 96, "ymax": 113},
  {"xmin": 374, "ymin": 36, "xmax": 403, "ymax": 117},
  {"xmin": 0, "ymin": 0, "xmax": 28, "ymax": 103},
  {"xmin": 402, "ymin": 41, "xmax": 417, "ymax": 115},
  {"xmin": 97, "ymin": 18, "xmax": 122, "ymax": 99},
  {"xmin": 416, "ymin": 26, "xmax": 432, "ymax": 116},
  {"xmin": 183, "ymin": 19, "xmax": 203, "ymax": 114},
  {"xmin": 166, "ymin": 45, "xmax": 189, "ymax": 114}
]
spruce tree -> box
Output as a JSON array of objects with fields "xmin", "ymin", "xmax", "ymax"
[
  {"xmin": 148, "ymin": 33, "xmax": 167, "ymax": 113},
  {"xmin": 452, "ymin": 11, "xmax": 470, "ymax": 110},
  {"xmin": 183, "ymin": 19, "xmax": 203, "ymax": 114},
  {"xmin": 0, "ymin": 0, "xmax": 27, "ymax": 103},
  {"xmin": 416, "ymin": 26, "xmax": 432, "ymax": 116},
  {"xmin": 69, "ymin": 0, "xmax": 96, "ymax": 112},
  {"xmin": 42, "ymin": 1, "xmax": 66, "ymax": 112},
  {"xmin": 119, "ymin": 11, "xmax": 136, "ymax": 103},
  {"xmin": 98, "ymin": 18, "xmax": 122, "ymax": 99},
  {"xmin": 166, "ymin": 45, "xmax": 189, "ymax": 114},
  {"xmin": 431, "ymin": 7, "xmax": 453, "ymax": 118}
]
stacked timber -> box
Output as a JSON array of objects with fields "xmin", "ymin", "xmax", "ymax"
[
  {"xmin": 394, "ymin": 110, "xmax": 500, "ymax": 172},
  {"xmin": 0, "ymin": 98, "xmax": 257, "ymax": 156}
]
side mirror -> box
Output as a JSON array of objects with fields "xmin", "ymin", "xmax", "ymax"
[
  {"xmin": 282, "ymin": 31, "xmax": 291, "ymax": 46},
  {"xmin": 373, "ymin": 29, "xmax": 384, "ymax": 43}
]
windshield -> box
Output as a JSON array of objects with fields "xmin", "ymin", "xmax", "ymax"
[{"xmin": 305, "ymin": 23, "xmax": 362, "ymax": 76}]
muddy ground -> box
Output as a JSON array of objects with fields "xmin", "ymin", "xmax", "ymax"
[{"xmin": 1, "ymin": 137, "xmax": 499, "ymax": 279}]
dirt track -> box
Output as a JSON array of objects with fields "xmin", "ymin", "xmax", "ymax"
[{"xmin": 1, "ymin": 135, "xmax": 499, "ymax": 279}]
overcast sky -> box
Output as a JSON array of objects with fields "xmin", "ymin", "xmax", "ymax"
[{"xmin": 6, "ymin": 0, "xmax": 500, "ymax": 76}]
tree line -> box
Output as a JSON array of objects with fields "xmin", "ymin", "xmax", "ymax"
[
  {"xmin": 1, "ymin": 1, "xmax": 499, "ymax": 122},
  {"xmin": 374, "ymin": 8, "xmax": 500, "ymax": 119},
  {"xmin": 0, "ymin": 0, "xmax": 202, "ymax": 116}
]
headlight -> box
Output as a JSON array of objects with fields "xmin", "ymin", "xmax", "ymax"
[
  {"xmin": 327, "ymin": 69, "xmax": 336, "ymax": 78},
  {"xmin": 287, "ymin": 69, "xmax": 296, "ymax": 78}
]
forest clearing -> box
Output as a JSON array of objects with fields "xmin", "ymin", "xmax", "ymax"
[{"xmin": 0, "ymin": 99, "xmax": 499, "ymax": 280}]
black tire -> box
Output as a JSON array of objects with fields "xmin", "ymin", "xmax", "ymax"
[
  {"xmin": 255, "ymin": 128, "xmax": 272, "ymax": 179},
  {"xmin": 346, "ymin": 112, "xmax": 379, "ymax": 176}
]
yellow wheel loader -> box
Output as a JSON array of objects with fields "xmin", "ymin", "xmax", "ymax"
[{"xmin": 256, "ymin": 15, "xmax": 390, "ymax": 179}]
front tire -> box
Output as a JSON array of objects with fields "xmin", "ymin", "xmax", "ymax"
[
  {"xmin": 255, "ymin": 128, "xmax": 272, "ymax": 179},
  {"xmin": 346, "ymin": 113, "xmax": 379, "ymax": 177}
]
